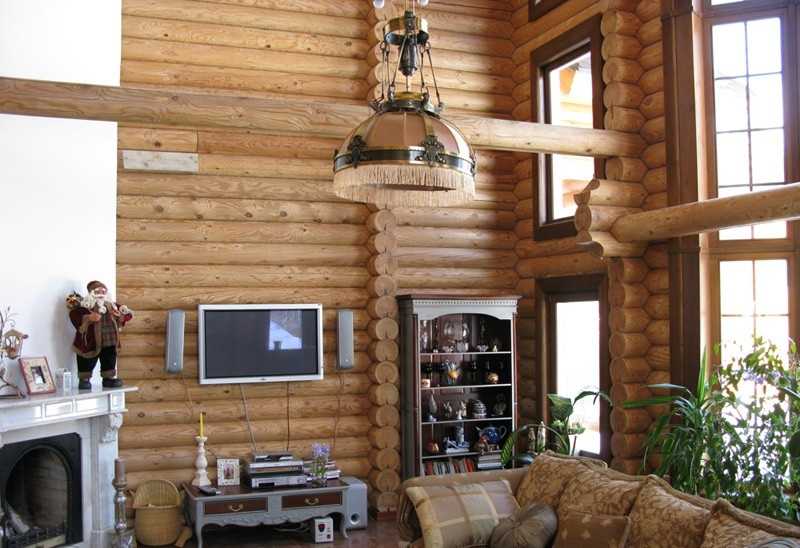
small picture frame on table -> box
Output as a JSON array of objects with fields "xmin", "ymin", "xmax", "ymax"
[
  {"xmin": 216, "ymin": 458, "xmax": 240, "ymax": 486},
  {"xmin": 19, "ymin": 356, "xmax": 56, "ymax": 395}
]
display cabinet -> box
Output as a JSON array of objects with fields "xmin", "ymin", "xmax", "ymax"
[{"xmin": 398, "ymin": 295, "xmax": 520, "ymax": 478}]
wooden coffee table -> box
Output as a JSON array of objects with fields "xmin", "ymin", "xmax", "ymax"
[{"xmin": 184, "ymin": 480, "xmax": 351, "ymax": 548}]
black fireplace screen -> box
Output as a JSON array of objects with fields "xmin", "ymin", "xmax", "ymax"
[{"xmin": 0, "ymin": 433, "xmax": 82, "ymax": 547}]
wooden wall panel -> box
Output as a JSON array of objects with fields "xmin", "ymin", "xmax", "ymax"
[
  {"xmin": 117, "ymin": 0, "xmax": 374, "ymax": 493},
  {"xmin": 118, "ymin": 0, "xmax": 520, "ymax": 513},
  {"xmin": 511, "ymin": 0, "xmax": 670, "ymax": 471}
]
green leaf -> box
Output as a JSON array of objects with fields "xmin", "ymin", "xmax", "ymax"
[
  {"xmin": 548, "ymin": 394, "xmax": 573, "ymax": 422},
  {"xmin": 500, "ymin": 425, "xmax": 527, "ymax": 466}
]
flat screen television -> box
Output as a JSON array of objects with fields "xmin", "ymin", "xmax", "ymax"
[{"xmin": 198, "ymin": 304, "xmax": 323, "ymax": 384}]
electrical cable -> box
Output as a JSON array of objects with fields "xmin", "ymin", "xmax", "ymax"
[{"xmin": 240, "ymin": 383, "xmax": 259, "ymax": 455}]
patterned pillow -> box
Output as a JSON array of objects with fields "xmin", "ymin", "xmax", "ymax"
[
  {"xmin": 406, "ymin": 479, "xmax": 520, "ymax": 548},
  {"xmin": 489, "ymin": 503, "xmax": 557, "ymax": 548},
  {"xmin": 626, "ymin": 476, "xmax": 713, "ymax": 548},
  {"xmin": 552, "ymin": 511, "xmax": 631, "ymax": 548},
  {"xmin": 515, "ymin": 451, "xmax": 606, "ymax": 508},
  {"xmin": 700, "ymin": 500, "xmax": 800, "ymax": 548},
  {"xmin": 557, "ymin": 465, "xmax": 646, "ymax": 524},
  {"xmin": 750, "ymin": 540, "xmax": 800, "ymax": 547}
]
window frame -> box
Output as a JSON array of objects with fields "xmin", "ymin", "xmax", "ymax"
[
  {"xmin": 530, "ymin": 15, "xmax": 605, "ymax": 241},
  {"xmin": 701, "ymin": 5, "xmax": 798, "ymax": 251},
  {"xmin": 529, "ymin": 0, "xmax": 569, "ymax": 22},
  {"xmin": 699, "ymin": 0, "xmax": 800, "ymax": 364},
  {"xmin": 535, "ymin": 274, "xmax": 610, "ymax": 461}
]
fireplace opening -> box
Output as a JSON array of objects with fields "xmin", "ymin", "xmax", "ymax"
[{"xmin": 0, "ymin": 433, "xmax": 82, "ymax": 548}]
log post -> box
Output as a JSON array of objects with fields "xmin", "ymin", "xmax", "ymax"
[
  {"xmin": 0, "ymin": 76, "xmax": 645, "ymax": 157},
  {"xmin": 610, "ymin": 183, "xmax": 800, "ymax": 242},
  {"xmin": 365, "ymin": 208, "xmax": 400, "ymax": 513}
]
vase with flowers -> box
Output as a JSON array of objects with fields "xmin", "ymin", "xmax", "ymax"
[{"xmin": 310, "ymin": 443, "xmax": 331, "ymax": 486}]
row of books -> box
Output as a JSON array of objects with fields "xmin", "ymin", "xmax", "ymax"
[{"xmin": 423, "ymin": 458, "xmax": 477, "ymax": 476}]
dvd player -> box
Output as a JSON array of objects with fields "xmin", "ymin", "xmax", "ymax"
[{"xmin": 246, "ymin": 474, "xmax": 307, "ymax": 489}]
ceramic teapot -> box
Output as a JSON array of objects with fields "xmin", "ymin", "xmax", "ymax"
[{"xmin": 475, "ymin": 425, "xmax": 507, "ymax": 445}]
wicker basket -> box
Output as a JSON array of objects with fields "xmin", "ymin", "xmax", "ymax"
[{"xmin": 133, "ymin": 480, "xmax": 183, "ymax": 546}]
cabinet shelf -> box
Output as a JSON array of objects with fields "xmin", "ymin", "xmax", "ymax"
[
  {"xmin": 421, "ymin": 383, "xmax": 512, "ymax": 391},
  {"xmin": 419, "ymin": 351, "xmax": 512, "ymax": 357},
  {"xmin": 422, "ymin": 417, "xmax": 513, "ymax": 426},
  {"xmin": 421, "ymin": 451, "xmax": 500, "ymax": 460},
  {"xmin": 399, "ymin": 295, "xmax": 520, "ymax": 480}
]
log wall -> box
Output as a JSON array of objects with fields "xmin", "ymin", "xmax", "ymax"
[
  {"xmin": 511, "ymin": 0, "xmax": 670, "ymax": 470},
  {"xmin": 510, "ymin": 0, "xmax": 609, "ymax": 430},
  {"xmin": 117, "ymin": 0, "xmax": 520, "ymax": 511},
  {"xmin": 117, "ymin": 0, "xmax": 670, "ymax": 499},
  {"xmin": 118, "ymin": 0, "xmax": 377, "ymax": 496}
]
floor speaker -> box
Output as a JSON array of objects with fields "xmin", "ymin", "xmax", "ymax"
[
  {"xmin": 165, "ymin": 309, "xmax": 185, "ymax": 373},
  {"xmin": 341, "ymin": 476, "xmax": 368, "ymax": 529}
]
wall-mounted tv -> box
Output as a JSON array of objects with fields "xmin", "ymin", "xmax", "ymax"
[{"xmin": 198, "ymin": 304, "xmax": 323, "ymax": 385}]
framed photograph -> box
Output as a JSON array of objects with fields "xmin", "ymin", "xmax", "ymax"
[
  {"xmin": 216, "ymin": 458, "xmax": 240, "ymax": 486},
  {"xmin": 19, "ymin": 357, "xmax": 56, "ymax": 395}
]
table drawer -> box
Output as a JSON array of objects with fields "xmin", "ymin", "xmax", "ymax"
[
  {"xmin": 282, "ymin": 492, "xmax": 342, "ymax": 509},
  {"xmin": 204, "ymin": 498, "xmax": 267, "ymax": 515}
]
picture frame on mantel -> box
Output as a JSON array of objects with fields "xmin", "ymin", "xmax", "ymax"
[{"xmin": 19, "ymin": 356, "xmax": 56, "ymax": 395}]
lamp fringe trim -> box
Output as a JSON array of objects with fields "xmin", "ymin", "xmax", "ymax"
[{"xmin": 332, "ymin": 164, "xmax": 475, "ymax": 207}]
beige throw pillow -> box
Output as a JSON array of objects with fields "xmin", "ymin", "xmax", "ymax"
[
  {"xmin": 515, "ymin": 451, "xmax": 606, "ymax": 509},
  {"xmin": 552, "ymin": 511, "xmax": 631, "ymax": 548},
  {"xmin": 626, "ymin": 476, "xmax": 713, "ymax": 548},
  {"xmin": 406, "ymin": 479, "xmax": 520, "ymax": 548},
  {"xmin": 700, "ymin": 500, "xmax": 800, "ymax": 548},
  {"xmin": 556, "ymin": 465, "xmax": 646, "ymax": 525}
]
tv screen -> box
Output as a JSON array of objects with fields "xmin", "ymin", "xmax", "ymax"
[{"xmin": 198, "ymin": 304, "xmax": 323, "ymax": 384}]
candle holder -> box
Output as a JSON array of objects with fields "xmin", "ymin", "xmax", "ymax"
[
  {"xmin": 192, "ymin": 436, "xmax": 211, "ymax": 487},
  {"xmin": 111, "ymin": 459, "xmax": 136, "ymax": 548}
]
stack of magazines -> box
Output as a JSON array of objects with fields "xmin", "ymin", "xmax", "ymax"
[
  {"xmin": 243, "ymin": 452, "xmax": 307, "ymax": 488},
  {"xmin": 476, "ymin": 453, "xmax": 503, "ymax": 471}
]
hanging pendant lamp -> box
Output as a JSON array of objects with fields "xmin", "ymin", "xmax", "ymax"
[{"xmin": 332, "ymin": 1, "xmax": 476, "ymax": 208}]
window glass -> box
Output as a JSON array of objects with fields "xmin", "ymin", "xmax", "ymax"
[
  {"xmin": 555, "ymin": 300, "xmax": 600, "ymax": 455},
  {"xmin": 719, "ymin": 259, "xmax": 790, "ymax": 364},
  {"xmin": 545, "ymin": 50, "xmax": 594, "ymax": 220},
  {"xmin": 711, "ymin": 17, "xmax": 786, "ymax": 240}
]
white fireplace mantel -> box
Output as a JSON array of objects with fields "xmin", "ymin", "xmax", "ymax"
[{"xmin": 0, "ymin": 386, "xmax": 136, "ymax": 547}]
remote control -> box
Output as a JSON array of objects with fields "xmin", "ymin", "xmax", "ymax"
[{"xmin": 198, "ymin": 485, "xmax": 221, "ymax": 496}]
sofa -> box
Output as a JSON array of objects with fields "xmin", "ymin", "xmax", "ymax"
[{"xmin": 397, "ymin": 452, "xmax": 800, "ymax": 548}]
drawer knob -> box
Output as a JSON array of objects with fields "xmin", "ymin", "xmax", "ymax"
[
  {"xmin": 228, "ymin": 503, "xmax": 244, "ymax": 512},
  {"xmin": 304, "ymin": 497, "xmax": 319, "ymax": 506}
]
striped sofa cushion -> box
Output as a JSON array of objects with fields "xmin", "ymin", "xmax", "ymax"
[{"xmin": 405, "ymin": 479, "xmax": 520, "ymax": 548}]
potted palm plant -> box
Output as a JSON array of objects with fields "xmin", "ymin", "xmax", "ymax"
[{"xmin": 500, "ymin": 389, "xmax": 610, "ymax": 466}]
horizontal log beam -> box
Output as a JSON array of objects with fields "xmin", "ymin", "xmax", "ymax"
[
  {"xmin": 612, "ymin": 182, "xmax": 800, "ymax": 242},
  {"xmin": 0, "ymin": 77, "xmax": 644, "ymax": 158}
]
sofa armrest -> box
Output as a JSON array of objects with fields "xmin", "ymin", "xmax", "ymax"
[{"xmin": 396, "ymin": 467, "xmax": 529, "ymax": 542}]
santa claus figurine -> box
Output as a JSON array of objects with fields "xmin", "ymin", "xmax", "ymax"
[{"xmin": 67, "ymin": 281, "xmax": 133, "ymax": 390}]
